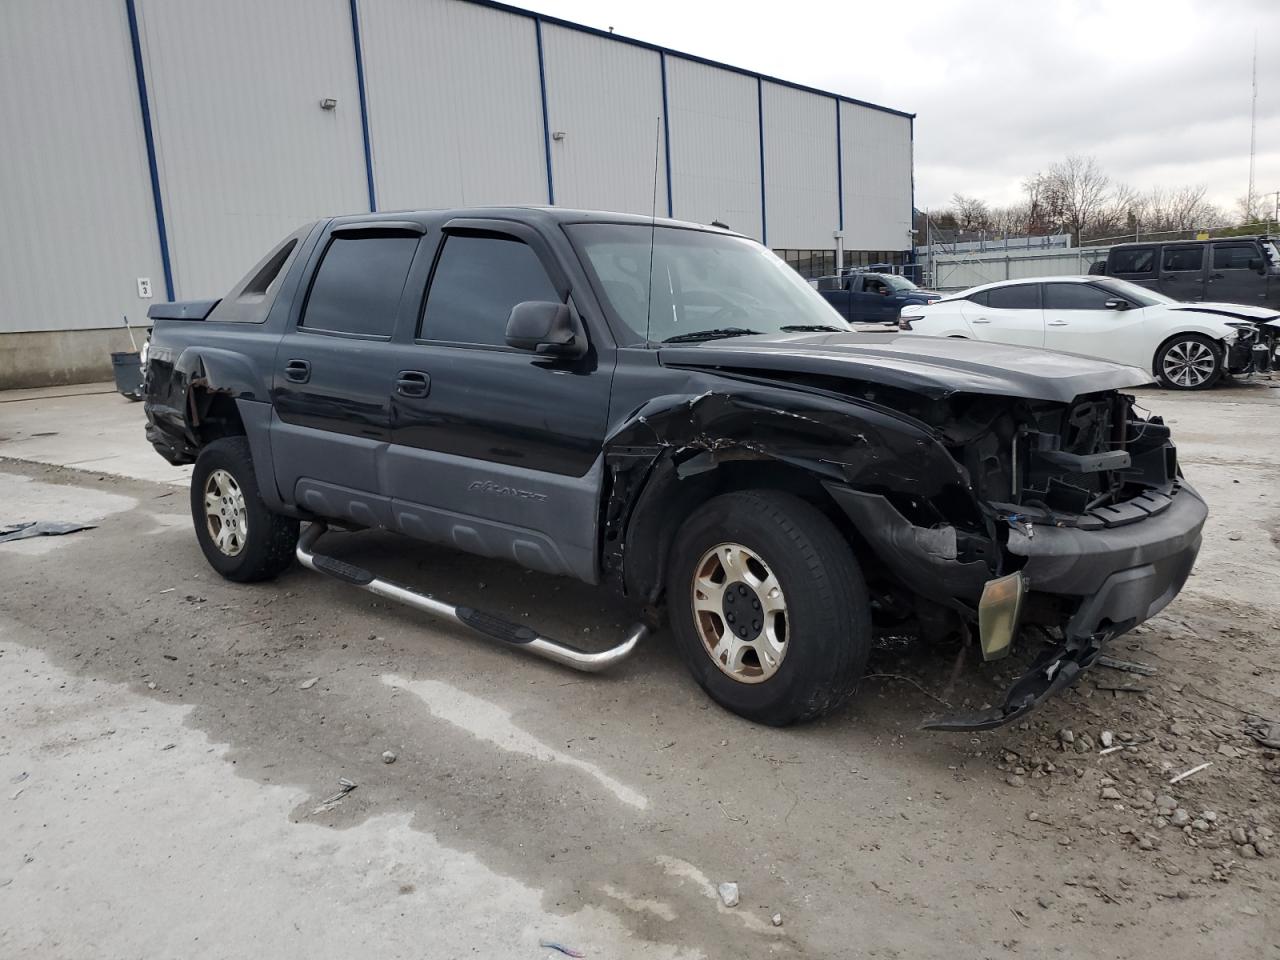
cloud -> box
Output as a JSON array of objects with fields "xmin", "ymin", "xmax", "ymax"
[{"xmin": 529, "ymin": 0, "xmax": 1280, "ymax": 213}]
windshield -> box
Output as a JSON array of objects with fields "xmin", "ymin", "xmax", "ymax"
[
  {"xmin": 1093, "ymin": 277, "xmax": 1175, "ymax": 306},
  {"xmin": 878, "ymin": 274, "xmax": 918, "ymax": 291},
  {"xmin": 566, "ymin": 223, "xmax": 850, "ymax": 343}
]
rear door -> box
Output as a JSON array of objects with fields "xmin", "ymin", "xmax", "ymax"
[
  {"xmin": 381, "ymin": 220, "xmax": 614, "ymax": 583},
  {"xmin": 1208, "ymin": 240, "xmax": 1267, "ymax": 305},
  {"xmin": 270, "ymin": 223, "xmax": 424, "ymax": 526},
  {"xmin": 962, "ymin": 282, "xmax": 1044, "ymax": 347},
  {"xmin": 1157, "ymin": 244, "xmax": 1207, "ymax": 301},
  {"xmin": 1041, "ymin": 281, "xmax": 1149, "ymax": 367},
  {"xmin": 1106, "ymin": 245, "xmax": 1158, "ymax": 290}
]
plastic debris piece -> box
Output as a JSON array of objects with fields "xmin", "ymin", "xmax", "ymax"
[
  {"xmin": 539, "ymin": 941, "xmax": 586, "ymax": 958},
  {"xmin": 1169, "ymin": 761, "xmax": 1212, "ymax": 784},
  {"xmin": 0, "ymin": 521, "xmax": 95, "ymax": 543}
]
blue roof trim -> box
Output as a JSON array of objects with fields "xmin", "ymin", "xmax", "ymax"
[
  {"xmin": 534, "ymin": 17, "xmax": 555, "ymax": 205},
  {"xmin": 348, "ymin": 0, "xmax": 377, "ymax": 211},
  {"xmin": 659, "ymin": 51, "xmax": 673, "ymax": 217},
  {"xmin": 465, "ymin": 0, "xmax": 914, "ymax": 120},
  {"xmin": 757, "ymin": 77, "xmax": 767, "ymax": 246},
  {"xmin": 835, "ymin": 98, "xmax": 844, "ymax": 232},
  {"xmin": 124, "ymin": 0, "xmax": 174, "ymax": 301}
]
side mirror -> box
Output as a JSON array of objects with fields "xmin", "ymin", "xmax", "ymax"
[
  {"xmin": 1104, "ymin": 298, "xmax": 1130, "ymax": 311},
  {"xmin": 1249, "ymin": 257, "xmax": 1264, "ymax": 272},
  {"xmin": 505, "ymin": 301, "xmax": 586, "ymax": 357}
]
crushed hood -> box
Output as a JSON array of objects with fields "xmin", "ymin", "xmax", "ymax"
[
  {"xmin": 659, "ymin": 332, "xmax": 1153, "ymax": 403},
  {"xmin": 1166, "ymin": 302, "xmax": 1280, "ymax": 322}
]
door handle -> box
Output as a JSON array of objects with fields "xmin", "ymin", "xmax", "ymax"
[
  {"xmin": 395, "ymin": 370, "xmax": 431, "ymax": 398},
  {"xmin": 971, "ymin": 317, "xmax": 991, "ymax": 324},
  {"xmin": 1210, "ymin": 273, "xmax": 1224, "ymax": 280},
  {"xmin": 1047, "ymin": 321, "xmax": 1069, "ymax": 326},
  {"xmin": 284, "ymin": 359, "xmax": 311, "ymax": 383}
]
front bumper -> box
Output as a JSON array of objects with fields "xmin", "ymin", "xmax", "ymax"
[{"xmin": 924, "ymin": 483, "xmax": 1207, "ymax": 731}]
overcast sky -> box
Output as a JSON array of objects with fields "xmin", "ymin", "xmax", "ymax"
[{"xmin": 528, "ymin": 0, "xmax": 1280, "ymax": 217}]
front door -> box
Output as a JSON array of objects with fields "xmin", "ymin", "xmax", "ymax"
[
  {"xmin": 963, "ymin": 282, "xmax": 1044, "ymax": 347},
  {"xmin": 382, "ymin": 224, "xmax": 614, "ymax": 583},
  {"xmin": 1157, "ymin": 244, "xmax": 1206, "ymax": 301},
  {"xmin": 271, "ymin": 225, "xmax": 424, "ymax": 527},
  {"xmin": 1041, "ymin": 281, "xmax": 1149, "ymax": 368},
  {"xmin": 1207, "ymin": 240, "xmax": 1266, "ymax": 306}
]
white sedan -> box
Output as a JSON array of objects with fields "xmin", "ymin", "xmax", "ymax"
[{"xmin": 898, "ymin": 276, "xmax": 1277, "ymax": 389}]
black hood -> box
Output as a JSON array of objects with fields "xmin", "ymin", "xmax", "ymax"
[{"xmin": 658, "ymin": 332, "xmax": 1152, "ymax": 403}]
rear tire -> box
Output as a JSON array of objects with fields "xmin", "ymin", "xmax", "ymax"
[
  {"xmin": 190, "ymin": 436, "xmax": 298, "ymax": 582},
  {"xmin": 1154, "ymin": 333, "xmax": 1222, "ymax": 390},
  {"xmin": 665, "ymin": 490, "xmax": 871, "ymax": 726}
]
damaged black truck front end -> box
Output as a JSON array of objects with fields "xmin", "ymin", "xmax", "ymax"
[{"xmin": 602, "ymin": 335, "xmax": 1206, "ymax": 731}]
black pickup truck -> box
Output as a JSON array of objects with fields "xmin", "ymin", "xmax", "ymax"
[{"xmin": 143, "ymin": 207, "xmax": 1206, "ymax": 731}]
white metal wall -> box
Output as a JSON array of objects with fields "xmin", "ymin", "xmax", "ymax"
[
  {"xmin": 761, "ymin": 83, "xmax": 840, "ymax": 251},
  {"xmin": 665, "ymin": 57, "xmax": 763, "ymax": 242},
  {"xmin": 358, "ymin": 0, "xmax": 547, "ymax": 211},
  {"xmin": 136, "ymin": 0, "xmax": 369, "ymax": 299},
  {"xmin": 840, "ymin": 103, "xmax": 913, "ymax": 252},
  {"xmin": 540, "ymin": 24, "xmax": 667, "ymax": 216},
  {"xmin": 0, "ymin": 1, "xmax": 164, "ymax": 333}
]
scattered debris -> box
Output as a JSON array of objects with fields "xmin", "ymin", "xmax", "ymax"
[
  {"xmin": 10, "ymin": 772, "xmax": 28, "ymax": 785},
  {"xmin": 539, "ymin": 941, "xmax": 586, "ymax": 958},
  {"xmin": 771, "ymin": 912, "xmax": 783, "ymax": 927},
  {"xmin": 161, "ymin": 743, "xmax": 175, "ymax": 751},
  {"xmin": 1099, "ymin": 745, "xmax": 1125, "ymax": 756},
  {"xmin": 1097, "ymin": 655, "xmax": 1158, "ymax": 677},
  {"xmin": 717, "ymin": 882, "xmax": 740, "ymax": 907},
  {"xmin": 299, "ymin": 677, "xmax": 319, "ymax": 690},
  {"xmin": 381, "ymin": 750, "xmax": 397, "ymax": 764},
  {"xmin": 311, "ymin": 777, "xmax": 357, "ymax": 814},
  {"xmin": 1100, "ymin": 731, "xmax": 1114, "ymax": 748},
  {"xmin": 1169, "ymin": 761, "xmax": 1212, "ymax": 784},
  {"xmin": 0, "ymin": 521, "xmax": 94, "ymax": 542}
]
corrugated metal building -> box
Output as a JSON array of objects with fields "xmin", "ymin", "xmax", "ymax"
[{"xmin": 0, "ymin": 0, "xmax": 914, "ymax": 388}]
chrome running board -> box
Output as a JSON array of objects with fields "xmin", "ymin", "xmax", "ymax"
[{"xmin": 296, "ymin": 522, "xmax": 646, "ymax": 673}]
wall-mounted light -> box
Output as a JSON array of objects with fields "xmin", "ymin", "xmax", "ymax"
[
  {"xmin": 319, "ymin": 98, "xmax": 338, "ymax": 110},
  {"xmin": 551, "ymin": 131, "xmax": 566, "ymax": 141}
]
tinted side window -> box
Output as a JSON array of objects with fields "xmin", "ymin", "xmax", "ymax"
[
  {"xmin": 302, "ymin": 235, "xmax": 418, "ymax": 337},
  {"xmin": 1162, "ymin": 245, "xmax": 1204, "ymax": 272},
  {"xmin": 421, "ymin": 235, "xmax": 559, "ymax": 346},
  {"xmin": 986, "ymin": 284, "xmax": 1041, "ymax": 309},
  {"xmin": 1110, "ymin": 247, "xmax": 1155, "ymax": 274},
  {"xmin": 1043, "ymin": 283, "xmax": 1114, "ymax": 310},
  {"xmin": 1213, "ymin": 242, "xmax": 1260, "ymax": 270}
]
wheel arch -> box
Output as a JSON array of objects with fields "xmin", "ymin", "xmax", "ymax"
[{"xmin": 1150, "ymin": 328, "xmax": 1227, "ymax": 378}]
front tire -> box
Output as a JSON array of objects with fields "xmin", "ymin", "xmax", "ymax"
[
  {"xmin": 190, "ymin": 436, "xmax": 298, "ymax": 582},
  {"xmin": 1155, "ymin": 334, "xmax": 1222, "ymax": 390},
  {"xmin": 666, "ymin": 490, "xmax": 871, "ymax": 726}
]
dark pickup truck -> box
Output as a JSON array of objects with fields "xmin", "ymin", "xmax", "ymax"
[
  {"xmin": 144, "ymin": 207, "xmax": 1206, "ymax": 730},
  {"xmin": 815, "ymin": 271, "xmax": 941, "ymax": 324},
  {"xmin": 1089, "ymin": 235, "xmax": 1280, "ymax": 309}
]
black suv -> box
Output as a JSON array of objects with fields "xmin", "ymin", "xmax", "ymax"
[
  {"xmin": 1089, "ymin": 235, "xmax": 1280, "ymax": 309},
  {"xmin": 143, "ymin": 207, "xmax": 1206, "ymax": 731}
]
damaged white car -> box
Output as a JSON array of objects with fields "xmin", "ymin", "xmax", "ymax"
[{"xmin": 899, "ymin": 276, "xmax": 1278, "ymax": 390}]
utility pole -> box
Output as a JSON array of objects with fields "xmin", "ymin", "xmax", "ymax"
[{"xmin": 1247, "ymin": 37, "xmax": 1258, "ymax": 222}]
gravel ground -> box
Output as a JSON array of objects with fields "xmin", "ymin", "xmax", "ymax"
[{"xmin": 1, "ymin": 380, "xmax": 1277, "ymax": 959}]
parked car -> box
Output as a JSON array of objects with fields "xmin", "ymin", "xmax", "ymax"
[
  {"xmin": 899, "ymin": 276, "xmax": 1277, "ymax": 389},
  {"xmin": 1088, "ymin": 235, "xmax": 1280, "ymax": 310},
  {"xmin": 143, "ymin": 208, "xmax": 1206, "ymax": 731},
  {"xmin": 814, "ymin": 271, "xmax": 941, "ymax": 324}
]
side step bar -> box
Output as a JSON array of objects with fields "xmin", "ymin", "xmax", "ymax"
[{"xmin": 295, "ymin": 522, "xmax": 646, "ymax": 673}]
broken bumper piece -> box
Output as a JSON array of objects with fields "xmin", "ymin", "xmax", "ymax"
[
  {"xmin": 921, "ymin": 631, "xmax": 1107, "ymax": 732},
  {"xmin": 924, "ymin": 483, "xmax": 1207, "ymax": 732}
]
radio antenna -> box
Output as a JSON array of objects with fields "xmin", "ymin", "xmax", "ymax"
[{"xmin": 644, "ymin": 115, "xmax": 661, "ymax": 345}]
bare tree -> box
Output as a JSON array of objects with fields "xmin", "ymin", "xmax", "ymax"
[
  {"xmin": 950, "ymin": 193, "xmax": 993, "ymax": 233},
  {"xmin": 1043, "ymin": 155, "xmax": 1112, "ymax": 244}
]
